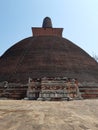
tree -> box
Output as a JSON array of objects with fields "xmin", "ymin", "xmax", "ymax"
[{"xmin": 92, "ymin": 53, "xmax": 98, "ymax": 62}]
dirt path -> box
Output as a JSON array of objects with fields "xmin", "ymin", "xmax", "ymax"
[{"xmin": 0, "ymin": 100, "xmax": 98, "ymax": 130}]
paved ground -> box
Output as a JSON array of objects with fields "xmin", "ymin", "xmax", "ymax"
[{"xmin": 0, "ymin": 100, "xmax": 98, "ymax": 130}]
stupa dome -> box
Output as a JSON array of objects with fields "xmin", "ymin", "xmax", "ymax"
[{"xmin": 0, "ymin": 17, "xmax": 98, "ymax": 83}]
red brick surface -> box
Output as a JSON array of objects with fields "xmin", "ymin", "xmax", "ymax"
[
  {"xmin": 32, "ymin": 28, "xmax": 63, "ymax": 37},
  {"xmin": 0, "ymin": 36, "xmax": 98, "ymax": 83}
]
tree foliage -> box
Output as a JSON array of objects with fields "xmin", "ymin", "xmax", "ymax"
[{"xmin": 93, "ymin": 54, "xmax": 98, "ymax": 62}]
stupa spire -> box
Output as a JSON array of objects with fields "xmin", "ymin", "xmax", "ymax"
[
  {"xmin": 32, "ymin": 17, "xmax": 63, "ymax": 37},
  {"xmin": 42, "ymin": 17, "xmax": 52, "ymax": 28}
]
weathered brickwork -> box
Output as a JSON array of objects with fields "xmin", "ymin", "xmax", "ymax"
[
  {"xmin": 32, "ymin": 28, "xmax": 63, "ymax": 37},
  {"xmin": 0, "ymin": 17, "xmax": 98, "ymax": 100},
  {"xmin": 0, "ymin": 79, "xmax": 98, "ymax": 100}
]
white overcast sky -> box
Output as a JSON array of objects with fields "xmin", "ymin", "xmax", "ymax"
[{"xmin": 0, "ymin": 0, "xmax": 98, "ymax": 57}]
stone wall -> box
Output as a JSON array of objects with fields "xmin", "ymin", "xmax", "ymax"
[
  {"xmin": 0, "ymin": 79, "xmax": 98, "ymax": 100},
  {"xmin": 27, "ymin": 77, "xmax": 81, "ymax": 100},
  {"xmin": 79, "ymin": 82, "xmax": 98, "ymax": 98}
]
